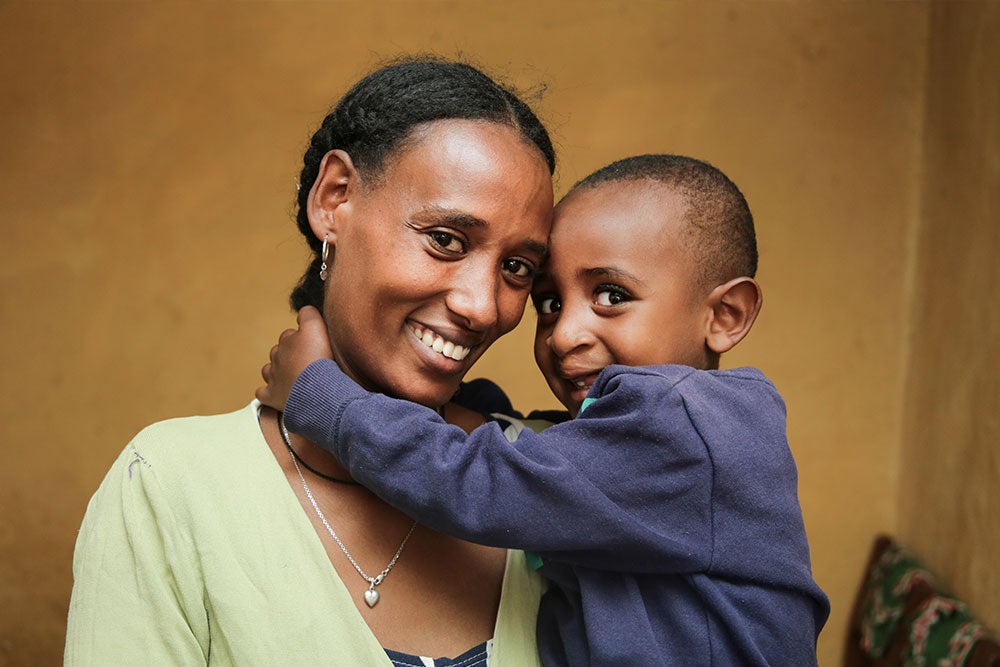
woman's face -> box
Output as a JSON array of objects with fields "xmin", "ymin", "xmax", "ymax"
[{"xmin": 315, "ymin": 120, "xmax": 553, "ymax": 407}]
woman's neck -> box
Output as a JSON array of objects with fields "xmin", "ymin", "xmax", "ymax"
[{"xmin": 257, "ymin": 404, "xmax": 508, "ymax": 656}]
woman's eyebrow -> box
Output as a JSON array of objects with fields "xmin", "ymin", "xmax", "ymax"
[
  {"xmin": 415, "ymin": 206, "xmax": 548, "ymax": 257},
  {"xmin": 523, "ymin": 239, "xmax": 548, "ymax": 257},
  {"xmin": 413, "ymin": 206, "xmax": 485, "ymax": 229}
]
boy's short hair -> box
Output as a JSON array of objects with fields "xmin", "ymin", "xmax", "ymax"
[{"xmin": 570, "ymin": 154, "xmax": 758, "ymax": 290}]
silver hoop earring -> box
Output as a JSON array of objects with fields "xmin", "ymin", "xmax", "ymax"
[{"xmin": 319, "ymin": 235, "xmax": 329, "ymax": 282}]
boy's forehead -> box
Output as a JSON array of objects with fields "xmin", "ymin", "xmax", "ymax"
[
  {"xmin": 542, "ymin": 179, "xmax": 696, "ymax": 281},
  {"xmin": 554, "ymin": 179, "xmax": 687, "ymax": 231}
]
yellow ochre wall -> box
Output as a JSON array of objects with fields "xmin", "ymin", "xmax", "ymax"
[
  {"xmin": 898, "ymin": 0, "xmax": 1000, "ymax": 636},
  {"xmin": 0, "ymin": 2, "xmax": 995, "ymax": 665}
]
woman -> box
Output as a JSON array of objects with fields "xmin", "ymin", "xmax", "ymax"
[{"xmin": 65, "ymin": 58, "xmax": 556, "ymax": 666}]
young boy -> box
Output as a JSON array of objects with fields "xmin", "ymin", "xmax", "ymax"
[{"xmin": 261, "ymin": 155, "xmax": 830, "ymax": 665}]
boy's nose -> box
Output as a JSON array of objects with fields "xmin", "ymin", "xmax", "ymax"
[{"xmin": 548, "ymin": 310, "xmax": 595, "ymax": 357}]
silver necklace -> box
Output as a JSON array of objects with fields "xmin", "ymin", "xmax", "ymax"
[{"xmin": 279, "ymin": 413, "xmax": 418, "ymax": 608}]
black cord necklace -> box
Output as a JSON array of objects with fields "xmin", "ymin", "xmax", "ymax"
[
  {"xmin": 278, "ymin": 412, "xmax": 359, "ymax": 486},
  {"xmin": 276, "ymin": 403, "xmax": 447, "ymax": 486}
]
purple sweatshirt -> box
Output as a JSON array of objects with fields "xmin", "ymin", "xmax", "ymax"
[{"xmin": 285, "ymin": 362, "xmax": 830, "ymax": 666}]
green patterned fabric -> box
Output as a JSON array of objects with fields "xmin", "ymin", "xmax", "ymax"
[
  {"xmin": 860, "ymin": 543, "xmax": 937, "ymax": 658},
  {"xmin": 902, "ymin": 595, "xmax": 989, "ymax": 667}
]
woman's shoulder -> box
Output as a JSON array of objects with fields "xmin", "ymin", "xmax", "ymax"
[
  {"xmin": 104, "ymin": 401, "xmax": 286, "ymax": 533},
  {"xmin": 123, "ymin": 402, "xmax": 264, "ymax": 477}
]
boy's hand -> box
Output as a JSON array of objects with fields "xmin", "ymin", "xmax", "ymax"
[{"xmin": 256, "ymin": 306, "xmax": 333, "ymax": 412}]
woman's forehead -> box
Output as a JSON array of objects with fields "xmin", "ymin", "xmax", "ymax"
[
  {"xmin": 370, "ymin": 120, "xmax": 554, "ymax": 232},
  {"xmin": 386, "ymin": 119, "xmax": 544, "ymax": 173}
]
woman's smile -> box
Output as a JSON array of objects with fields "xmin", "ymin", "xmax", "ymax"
[{"xmin": 409, "ymin": 324, "xmax": 473, "ymax": 361}]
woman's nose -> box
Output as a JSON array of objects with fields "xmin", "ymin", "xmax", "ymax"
[{"xmin": 447, "ymin": 263, "xmax": 501, "ymax": 332}]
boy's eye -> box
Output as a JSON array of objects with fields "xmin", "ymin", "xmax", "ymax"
[
  {"xmin": 595, "ymin": 286, "xmax": 630, "ymax": 307},
  {"xmin": 534, "ymin": 296, "xmax": 561, "ymax": 315},
  {"xmin": 428, "ymin": 231, "xmax": 465, "ymax": 254},
  {"xmin": 502, "ymin": 258, "xmax": 536, "ymax": 280}
]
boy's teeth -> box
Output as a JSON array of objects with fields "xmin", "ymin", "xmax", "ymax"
[{"xmin": 411, "ymin": 327, "xmax": 470, "ymax": 361}]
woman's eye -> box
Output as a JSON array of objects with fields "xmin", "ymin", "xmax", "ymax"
[
  {"xmin": 533, "ymin": 296, "xmax": 561, "ymax": 315},
  {"xmin": 428, "ymin": 231, "xmax": 465, "ymax": 254},
  {"xmin": 595, "ymin": 287, "xmax": 629, "ymax": 307},
  {"xmin": 502, "ymin": 258, "xmax": 535, "ymax": 280}
]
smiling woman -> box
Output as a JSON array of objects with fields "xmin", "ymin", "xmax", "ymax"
[
  {"xmin": 307, "ymin": 120, "xmax": 552, "ymax": 409},
  {"xmin": 64, "ymin": 58, "xmax": 556, "ymax": 667}
]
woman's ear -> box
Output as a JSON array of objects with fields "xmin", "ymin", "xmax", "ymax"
[
  {"xmin": 704, "ymin": 277, "xmax": 763, "ymax": 355},
  {"xmin": 306, "ymin": 149, "xmax": 357, "ymax": 243}
]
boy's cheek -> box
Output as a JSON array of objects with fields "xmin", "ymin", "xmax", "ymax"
[
  {"xmin": 533, "ymin": 331, "xmax": 555, "ymax": 374},
  {"xmin": 535, "ymin": 351, "xmax": 572, "ymax": 411}
]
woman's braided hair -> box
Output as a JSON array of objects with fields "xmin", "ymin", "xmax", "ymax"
[{"xmin": 290, "ymin": 57, "xmax": 556, "ymax": 311}]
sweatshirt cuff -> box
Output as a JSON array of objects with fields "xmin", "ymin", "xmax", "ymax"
[{"xmin": 284, "ymin": 359, "xmax": 370, "ymax": 446}]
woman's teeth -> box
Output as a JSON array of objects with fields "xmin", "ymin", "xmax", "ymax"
[{"xmin": 411, "ymin": 326, "xmax": 470, "ymax": 361}]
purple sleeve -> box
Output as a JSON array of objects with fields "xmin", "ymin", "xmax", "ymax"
[{"xmin": 284, "ymin": 360, "xmax": 734, "ymax": 572}]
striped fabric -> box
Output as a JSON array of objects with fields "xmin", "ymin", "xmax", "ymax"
[{"xmin": 385, "ymin": 640, "xmax": 491, "ymax": 667}]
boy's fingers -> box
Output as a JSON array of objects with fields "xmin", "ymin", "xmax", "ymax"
[
  {"xmin": 298, "ymin": 305, "xmax": 323, "ymax": 327},
  {"xmin": 261, "ymin": 362, "xmax": 272, "ymax": 382},
  {"xmin": 279, "ymin": 328, "xmax": 295, "ymax": 342}
]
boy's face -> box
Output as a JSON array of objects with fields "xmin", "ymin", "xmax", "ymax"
[{"xmin": 532, "ymin": 181, "xmax": 711, "ymax": 416}]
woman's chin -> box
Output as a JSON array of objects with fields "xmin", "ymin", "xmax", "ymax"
[{"xmin": 391, "ymin": 380, "xmax": 459, "ymax": 410}]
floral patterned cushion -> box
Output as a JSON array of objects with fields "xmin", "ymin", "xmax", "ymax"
[
  {"xmin": 900, "ymin": 594, "xmax": 992, "ymax": 667},
  {"xmin": 859, "ymin": 540, "xmax": 938, "ymax": 659},
  {"xmin": 845, "ymin": 535, "xmax": 1000, "ymax": 667}
]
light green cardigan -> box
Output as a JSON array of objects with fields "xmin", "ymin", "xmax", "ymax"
[{"xmin": 65, "ymin": 402, "xmax": 543, "ymax": 666}]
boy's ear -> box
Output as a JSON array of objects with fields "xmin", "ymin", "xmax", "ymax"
[
  {"xmin": 306, "ymin": 149, "xmax": 358, "ymax": 244},
  {"xmin": 704, "ymin": 277, "xmax": 763, "ymax": 355}
]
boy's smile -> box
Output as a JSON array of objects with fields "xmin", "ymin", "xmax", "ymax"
[{"xmin": 532, "ymin": 180, "xmax": 713, "ymax": 415}]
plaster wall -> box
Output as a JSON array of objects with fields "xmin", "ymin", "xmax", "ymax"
[
  {"xmin": 0, "ymin": 2, "xmax": 939, "ymax": 665},
  {"xmin": 898, "ymin": 0, "xmax": 1000, "ymax": 635}
]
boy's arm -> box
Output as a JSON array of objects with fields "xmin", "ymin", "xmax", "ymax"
[{"xmin": 285, "ymin": 361, "xmax": 718, "ymax": 573}]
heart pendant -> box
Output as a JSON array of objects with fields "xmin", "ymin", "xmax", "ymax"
[{"xmin": 364, "ymin": 588, "xmax": 380, "ymax": 608}]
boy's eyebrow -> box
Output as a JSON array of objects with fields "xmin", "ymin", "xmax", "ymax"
[{"xmin": 584, "ymin": 266, "xmax": 645, "ymax": 285}]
